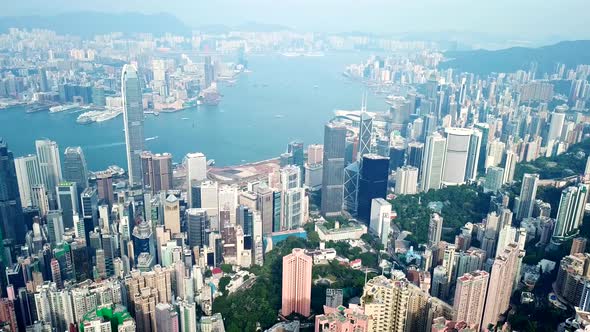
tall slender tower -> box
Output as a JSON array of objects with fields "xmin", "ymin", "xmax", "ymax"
[
  {"xmin": 552, "ymin": 184, "xmax": 589, "ymax": 244},
  {"xmin": 453, "ymin": 270, "xmax": 489, "ymax": 330},
  {"xmin": 0, "ymin": 139, "xmax": 25, "ymax": 249},
  {"xmin": 420, "ymin": 133, "xmax": 447, "ymax": 192},
  {"xmin": 515, "ymin": 173, "xmax": 539, "ymax": 220},
  {"xmin": 122, "ymin": 64, "xmax": 144, "ymax": 186},
  {"xmin": 321, "ymin": 123, "xmax": 347, "ymax": 216},
  {"xmin": 14, "ymin": 154, "xmax": 42, "ymax": 208},
  {"xmin": 35, "ymin": 139, "xmax": 62, "ymax": 205},
  {"xmin": 282, "ymin": 248, "xmax": 312, "ymax": 317}
]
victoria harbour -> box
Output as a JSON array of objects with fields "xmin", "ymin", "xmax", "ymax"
[{"xmin": 0, "ymin": 52, "xmax": 386, "ymax": 170}]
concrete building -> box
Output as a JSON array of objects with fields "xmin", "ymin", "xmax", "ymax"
[
  {"xmin": 122, "ymin": 64, "xmax": 145, "ymax": 186},
  {"xmin": 63, "ymin": 146, "xmax": 88, "ymax": 194},
  {"xmin": 428, "ymin": 213, "xmax": 443, "ymax": 247},
  {"xmin": 35, "ymin": 139, "xmax": 62, "ymax": 204},
  {"xmin": 369, "ymin": 198, "xmax": 391, "ymax": 248},
  {"xmin": 420, "ymin": 133, "xmax": 447, "ymax": 192},
  {"xmin": 395, "ymin": 166, "xmax": 418, "ymax": 195},
  {"xmin": 515, "ymin": 173, "xmax": 539, "ymax": 221},
  {"xmin": 481, "ymin": 243, "xmax": 521, "ymax": 330},
  {"xmin": 282, "ymin": 248, "xmax": 312, "ymax": 317},
  {"xmin": 164, "ymin": 194, "xmax": 180, "ymax": 235},
  {"xmin": 186, "ymin": 152, "xmax": 207, "ymax": 208},
  {"xmin": 14, "ymin": 154, "xmax": 42, "ymax": 208},
  {"xmin": 453, "ymin": 270, "xmax": 489, "ymax": 330},
  {"xmin": 315, "ymin": 305, "xmax": 369, "ymax": 332},
  {"xmin": 442, "ymin": 128, "xmax": 481, "ymax": 186},
  {"xmin": 552, "ymin": 184, "xmax": 589, "ymax": 244},
  {"xmin": 321, "ymin": 123, "xmax": 347, "ymax": 216},
  {"xmin": 360, "ymin": 275, "xmax": 409, "ymax": 332}
]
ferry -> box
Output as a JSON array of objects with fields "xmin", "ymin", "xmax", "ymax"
[
  {"xmin": 145, "ymin": 136, "xmax": 159, "ymax": 141},
  {"xmin": 207, "ymin": 159, "xmax": 215, "ymax": 166},
  {"xmin": 49, "ymin": 103, "xmax": 79, "ymax": 113},
  {"xmin": 95, "ymin": 110, "xmax": 122, "ymax": 122}
]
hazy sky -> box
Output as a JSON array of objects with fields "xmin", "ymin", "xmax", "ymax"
[{"xmin": 4, "ymin": 0, "xmax": 590, "ymax": 41}]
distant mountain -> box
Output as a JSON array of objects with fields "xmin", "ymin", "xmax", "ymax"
[
  {"xmin": 0, "ymin": 12, "xmax": 190, "ymax": 37},
  {"xmin": 440, "ymin": 40, "xmax": 590, "ymax": 74}
]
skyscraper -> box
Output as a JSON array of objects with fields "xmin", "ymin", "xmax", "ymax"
[
  {"xmin": 547, "ymin": 111, "xmax": 566, "ymax": 144},
  {"xmin": 484, "ymin": 166, "xmax": 504, "ymax": 193},
  {"xmin": 14, "ymin": 154, "xmax": 41, "ymax": 208},
  {"xmin": 357, "ymin": 154, "xmax": 389, "ymax": 223},
  {"xmin": 186, "ymin": 152, "xmax": 207, "ymax": 208},
  {"xmin": 394, "ymin": 166, "xmax": 418, "ymax": 195},
  {"xmin": 502, "ymin": 150, "xmax": 518, "ymax": 184},
  {"xmin": 62, "ymin": 146, "xmax": 88, "ymax": 194},
  {"xmin": 122, "ymin": 64, "xmax": 144, "ymax": 186},
  {"xmin": 453, "ymin": 270, "xmax": 489, "ymax": 330},
  {"xmin": 420, "ymin": 133, "xmax": 447, "ymax": 192},
  {"xmin": 515, "ymin": 173, "xmax": 539, "ymax": 221},
  {"xmin": 187, "ymin": 209, "xmax": 208, "ymax": 249},
  {"xmin": 56, "ymin": 182, "xmax": 78, "ymax": 229},
  {"xmin": 95, "ymin": 171, "xmax": 114, "ymax": 207},
  {"xmin": 481, "ymin": 243, "xmax": 520, "ymax": 330},
  {"xmin": 35, "ymin": 139, "xmax": 62, "ymax": 205},
  {"xmin": 369, "ymin": 198, "xmax": 391, "ymax": 248},
  {"xmin": 428, "ymin": 213, "xmax": 443, "ymax": 247},
  {"xmin": 141, "ymin": 152, "xmax": 173, "ymax": 193},
  {"xmin": 0, "ymin": 139, "xmax": 25, "ymax": 248},
  {"xmin": 282, "ymin": 248, "xmax": 312, "ymax": 317},
  {"xmin": 358, "ymin": 112, "xmax": 373, "ymax": 160},
  {"xmin": 288, "ymin": 140, "xmax": 305, "ymax": 169},
  {"xmin": 552, "ymin": 184, "xmax": 589, "ymax": 244},
  {"xmin": 360, "ymin": 275, "xmax": 410, "ymax": 331},
  {"xmin": 342, "ymin": 162, "xmax": 359, "ymax": 216},
  {"xmin": 307, "ymin": 144, "xmax": 324, "ymax": 165},
  {"xmin": 164, "ymin": 194, "xmax": 180, "ymax": 235},
  {"xmin": 321, "ymin": 123, "xmax": 347, "ymax": 216},
  {"xmin": 441, "ymin": 128, "xmax": 481, "ymax": 185}
]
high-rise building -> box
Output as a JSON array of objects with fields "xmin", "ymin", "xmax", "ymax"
[
  {"xmin": 187, "ymin": 209, "xmax": 208, "ymax": 249},
  {"xmin": 164, "ymin": 194, "xmax": 180, "ymax": 235},
  {"xmin": 428, "ymin": 213, "xmax": 443, "ymax": 247},
  {"xmin": 31, "ymin": 184, "xmax": 49, "ymax": 216},
  {"xmin": 358, "ymin": 113, "xmax": 373, "ymax": 160},
  {"xmin": 442, "ymin": 128, "xmax": 481, "ymax": 185},
  {"xmin": 394, "ymin": 165, "xmax": 418, "ymax": 195},
  {"xmin": 63, "ymin": 146, "xmax": 88, "ymax": 194},
  {"xmin": 571, "ymin": 237, "xmax": 587, "ymax": 255},
  {"xmin": 282, "ymin": 248, "xmax": 312, "ymax": 317},
  {"xmin": 81, "ymin": 187, "xmax": 98, "ymax": 243},
  {"xmin": 481, "ymin": 243, "xmax": 520, "ymax": 330},
  {"xmin": 420, "ymin": 133, "xmax": 447, "ymax": 192},
  {"xmin": 502, "ymin": 150, "xmax": 518, "ymax": 184},
  {"xmin": 321, "ymin": 123, "xmax": 347, "ymax": 216},
  {"xmin": 141, "ymin": 152, "xmax": 173, "ymax": 193},
  {"xmin": 548, "ymin": 111, "xmax": 566, "ymax": 144},
  {"xmin": 186, "ymin": 152, "xmax": 207, "ymax": 208},
  {"xmin": 200, "ymin": 181, "xmax": 219, "ymax": 229},
  {"xmin": 35, "ymin": 139, "xmax": 62, "ymax": 205},
  {"xmin": 179, "ymin": 301, "xmax": 197, "ymax": 332},
  {"xmin": 307, "ymin": 144, "xmax": 324, "ymax": 165},
  {"xmin": 343, "ymin": 162, "xmax": 360, "ymax": 216},
  {"xmin": 357, "ymin": 154, "xmax": 389, "ymax": 223},
  {"xmin": 453, "ymin": 270, "xmax": 489, "ymax": 330},
  {"xmin": 360, "ymin": 274, "xmax": 410, "ymax": 331},
  {"xmin": 122, "ymin": 64, "xmax": 145, "ymax": 186},
  {"xmin": 155, "ymin": 303, "xmax": 179, "ymax": 332},
  {"xmin": 0, "ymin": 139, "xmax": 25, "ymax": 248},
  {"xmin": 95, "ymin": 171, "xmax": 114, "ymax": 206},
  {"xmin": 369, "ymin": 198, "xmax": 391, "ymax": 248},
  {"xmin": 288, "ymin": 140, "xmax": 305, "ymax": 169},
  {"xmin": 46, "ymin": 210, "xmax": 64, "ymax": 245},
  {"xmin": 325, "ymin": 288, "xmax": 344, "ymax": 308},
  {"xmin": 515, "ymin": 173, "xmax": 539, "ymax": 220},
  {"xmin": 484, "ymin": 166, "xmax": 504, "ymax": 193},
  {"xmin": 256, "ymin": 186, "xmax": 274, "ymax": 235},
  {"xmin": 406, "ymin": 142, "xmax": 424, "ymax": 169},
  {"xmin": 14, "ymin": 154, "xmax": 42, "ymax": 208},
  {"xmin": 56, "ymin": 182, "xmax": 78, "ymax": 229},
  {"xmin": 552, "ymin": 184, "xmax": 589, "ymax": 244}
]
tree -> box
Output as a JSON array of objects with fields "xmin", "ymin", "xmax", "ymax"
[
  {"xmin": 218, "ymin": 276, "xmax": 231, "ymax": 296},
  {"xmin": 220, "ymin": 264, "xmax": 233, "ymax": 274}
]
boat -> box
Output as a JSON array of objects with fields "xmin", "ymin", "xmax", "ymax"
[
  {"xmin": 207, "ymin": 159, "xmax": 215, "ymax": 166},
  {"xmin": 304, "ymin": 51, "xmax": 325, "ymax": 57},
  {"xmin": 49, "ymin": 103, "xmax": 79, "ymax": 113},
  {"xmin": 95, "ymin": 110, "xmax": 122, "ymax": 122},
  {"xmin": 181, "ymin": 117, "xmax": 190, "ymax": 120},
  {"xmin": 145, "ymin": 136, "xmax": 159, "ymax": 141}
]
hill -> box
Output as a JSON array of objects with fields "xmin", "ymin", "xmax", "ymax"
[
  {"xmin": 0, "ymin": 12, "xmax": 190, "ymax": 37},
  {"xmin": 440, "ymin": 40, "xmax": 590, "ymax": 74}
]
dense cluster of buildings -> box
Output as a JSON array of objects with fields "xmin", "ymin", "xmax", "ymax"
[{"xmin": 1, "ymin": 19, "xmax": 590, "ymax": 332}]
